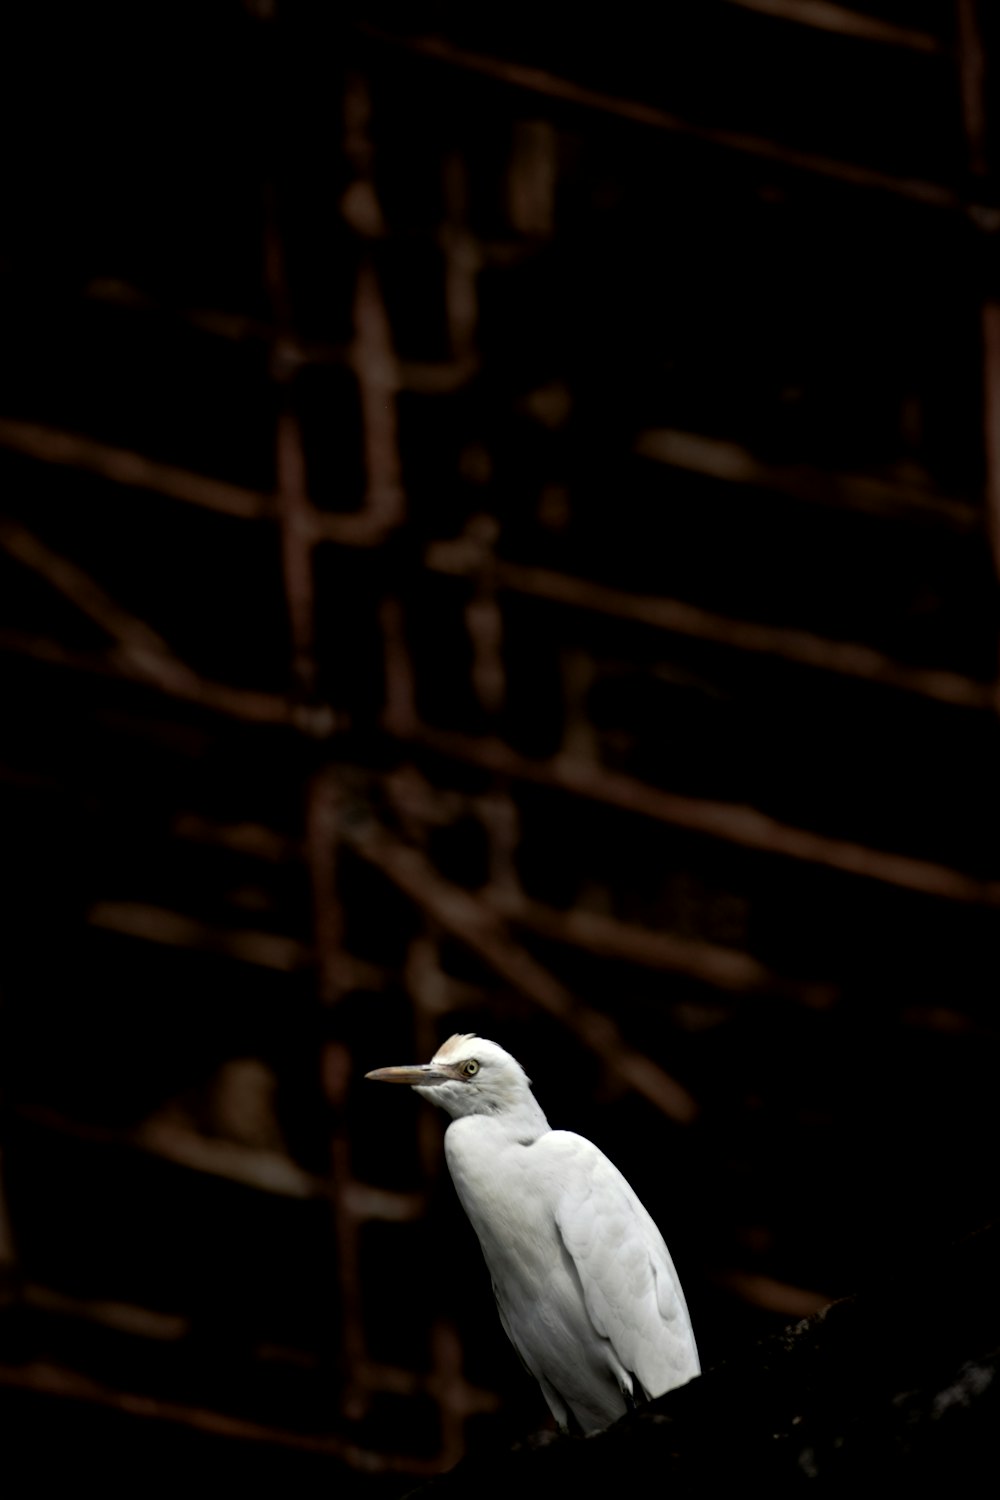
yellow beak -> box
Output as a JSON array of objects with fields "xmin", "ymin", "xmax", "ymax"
[{"xmin": 365, "ymin": 1062, "xmax": 465, "ymax": 1086}]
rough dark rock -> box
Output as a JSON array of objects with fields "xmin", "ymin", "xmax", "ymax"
[{"xmin": 410, "ymin": 1220, "xmax": 1000, "ymax": 1495}]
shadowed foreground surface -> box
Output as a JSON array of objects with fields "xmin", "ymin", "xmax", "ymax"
[
  {"xmin": 410, "ymin": 1220, "xmax": 1000, "ymax": 1496},
  {"xmin": 4, "ymin": 1223, "xmax": 997, "ymax": 1493}
]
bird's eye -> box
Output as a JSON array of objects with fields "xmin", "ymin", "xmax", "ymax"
[{"xmin": 462, "ymin": 1059, "xmax": 480, "ymax": 1077}]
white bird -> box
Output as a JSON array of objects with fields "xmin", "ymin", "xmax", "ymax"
[{"xmin": 366, "ymin": 1033, "xmax": 700, "ymax": 1434}]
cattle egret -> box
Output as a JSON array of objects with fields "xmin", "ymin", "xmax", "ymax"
[{"xmin": 366, "ymin": 1034, "xmax": 700, "ymax": 1433}]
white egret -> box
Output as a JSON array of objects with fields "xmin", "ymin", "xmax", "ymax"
[{"xmin": 366, "ymin": 1034, "xmax": 700, "ymax": 1433}]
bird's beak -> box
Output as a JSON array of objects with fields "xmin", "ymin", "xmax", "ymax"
[{"xmin": 365, "ymin": 1062, "xmax": 465, "ymax": 1087}]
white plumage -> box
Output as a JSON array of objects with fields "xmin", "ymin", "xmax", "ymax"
[{"xmin": 366, "ymin": 1034, "xmax": 700, "ymax": 1433}]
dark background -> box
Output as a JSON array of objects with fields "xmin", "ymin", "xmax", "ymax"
[{"xmin": 1, "ymin": 1, "xmax": 999, "ymax": 1491}]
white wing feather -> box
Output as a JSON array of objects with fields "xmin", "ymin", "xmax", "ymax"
[{"xmin": 541, "ymin": 1130, "xmax": 699, "ymax": 1399}]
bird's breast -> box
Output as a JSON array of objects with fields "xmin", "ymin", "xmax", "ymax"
[{"xmin": 444, "ymin": 1122, "xmax": 562, "ymax": 1284}]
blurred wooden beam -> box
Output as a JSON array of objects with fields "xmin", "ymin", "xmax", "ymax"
[
  {"xmin": 634, "ymin": 426, "xmax": 980, "ymax": 531},
  {"xmin": 0, "ymin": 417, "xmax": 398, "ymax": 546},
  {"xmin": 346, "ymin": 816, "xmax": 700, "ymax": 1125},
  {"xmin": 427, "ymin": 542, "xmax": 994, "ymax": 712},
  {"xmin": 0, "ymin": 1359, "xmax": 439, "ymax": 1476},
  {"xmin": 955, "ymin": 0, "xmax": 990, "ymax": 180},
  {"xmin": 723, "ymin": 0, "xmax": 942, "ymax": 53},
  {"xmin": 0, "ymin": 518, "xmax": 203, "ymax": 684},
  {"xmin": 0, "ymin": 418, "xmax": 273, "ymax": 520},
  {"xmin": 486, "ymin": 885, "xmax": 835, "ymax": 1005},
  {"xmin": 713, "ymin": 1268, "xmax": 832, "ymax": 1317},
  {"xmin": 0, "ymin": 628, "xmax": 335, "ymax": 733},
  {"xmin": 5, "ymin": 412, "xmax": 987, "ymax": 714},
  {"xmin": 407, "ymin": 724, "xmax": 1000, "ymax": 907},
  {"xmin": 381, "ymin": 764, "xmax": 832, "ymax": 1005},
  {"xmin": 983, "ymin": 301, "xmax": 1000, "ymax": 588},
  {"xmin": 8, "ymin": 1103, "xmax": 423, "ymax": 1220},
  {"xmin": 78, "ymin": 273, "xmax": 475, "ymax": 390},
  {"xmin": 360, "ymin": 27, "xmax": 962, "ymax": 210},
  {"xmin": 20, "ymin": 1284, "xmax": 189, "ymax": 1342},
  {"xmin": 170, "ymin": 813, "xmax": 300, "ymax": 863},
  {"xmin": 86, "ymin": 901, "xmax": 310, "ymax": 972}
]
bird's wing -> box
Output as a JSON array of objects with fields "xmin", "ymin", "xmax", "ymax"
[{"xmin": 540, "ymin": 1130, "xmax": 699, "ymax": 1399}]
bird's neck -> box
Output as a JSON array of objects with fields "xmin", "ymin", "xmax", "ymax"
[{"xmin": 474, "ymin": 1092, "xmax": 551, "ymax": 1143}]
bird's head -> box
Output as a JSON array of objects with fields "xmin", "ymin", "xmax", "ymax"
[{"xmin": 366, "ymin": 1034, "xmax": 540, "ymax": 1122}]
